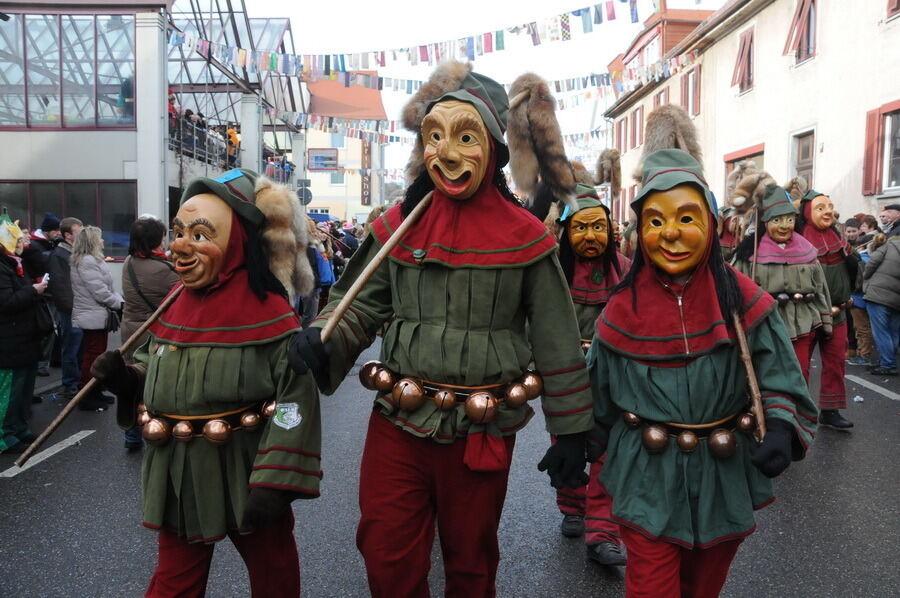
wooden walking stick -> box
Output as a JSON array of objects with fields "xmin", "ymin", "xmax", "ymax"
[
  {"xmin": 320, "ymin": 192, "xmax": 433, "ymax": 343},
  {"xmin": 731, "ymin": 312, "xmax": 767, "ymax": 441},
  {"xmin": 15, "ymin": 285, "xmax": 185, "ymax": 467}
]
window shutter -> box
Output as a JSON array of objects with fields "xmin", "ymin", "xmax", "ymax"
[
  {"xmin": 862, "ymin": 108, "xmax": 882, "ymax": 196},
  {"xmin": 638, "ymin": 106, "xmax": 644, "ymax": 145},
  {"xmin": 784, "ymin": 0, "xmax": 811, "ymax": 55},
  {"xmin": 664, "ymin": 87, "xmax": 670, "ymax": 105},
  {"xmin": 681, "ymin": 74, "xmax": 689, "ymax": 109},
  {"xmin": 889, "ymin": 0, "xmax": 900, "ymax": 17},
  {"xmin": 654, "ymin": 92, "xmax": 661, "ymax": 108},
  {"xmin": 731, "ymin": 34, "xmax": 749, "ymax": 87},
  {"xmin": 692, "ymin": 65, "xmax": 702, "ymax": 116}
]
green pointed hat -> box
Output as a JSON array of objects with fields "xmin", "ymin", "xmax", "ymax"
[
  {"xmin": 760, "ymin": 184, "xmax": 798, "ymax": 222},
  {"xmin": 180, "ymin": 168, "xmax": 265, "ymax": 228},
  {"xmin": 632, "ymin": 149, "xmax": 717, "ymax": 213},
  {"xmin": 559, "ymin": 183, "xmax": 606, "ymax": 222}
]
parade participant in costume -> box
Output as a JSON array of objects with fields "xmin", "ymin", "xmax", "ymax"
[
  {"xmin": 588, "ymin": 106, "xmax": 817, "ymax": 598},
  {"xmin": 732, "ymin": 174, "xmax": 833, "ymax": 373},
  {"xmin": 553, "ymin": 182, "xmax": 631, "ymax": 566},
  {"xmin": 288, "ymin": 63, "xmax": 592, "ymax": 598},
  {"xmin": 795, "ymin": 189, "xmax": 855, "ymax": 429},
  {"xmin": 90, "ymin": 169, "xmax": 318, "ymax": 597},
  {"xmin": 718, "ymin": 159, "xmax": 758, "ymax": 261}
]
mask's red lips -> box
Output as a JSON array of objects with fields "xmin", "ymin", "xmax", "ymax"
[
  {"xmin": 175, "ymin": 256, "xmax": 199, "ymax": 273},
  {"xmin": 433, "ymin": 166, "xmax": 471, "ymax": 195},
  {"xmin": 659, "ymin": 247, "xmax": 691, "ymax": 261}
]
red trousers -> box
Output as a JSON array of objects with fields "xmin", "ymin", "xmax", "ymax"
[
  {"xmin": 145, "ymin": 511, "xmax": 300, "ymax": 598},
  {"xmin": 621, "ymin": 527, "xmax": 741, "ymax": 598},
  {"xmin": 793, "ymin": 321, "xmax": 847, "ymax": 409},
  {"xmin": 79, "ymin": 329, "xmax": 108, "ymax": 389},
  {"xmin": 555, "ymin": 450, "xmax": 620, "ymax": 545},
  {"xmin": 357, "ymin": 412, "xmax": 515, "ymax": 598}
]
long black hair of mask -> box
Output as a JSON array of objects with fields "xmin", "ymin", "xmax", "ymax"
[
  {"xmin": 401, "ymin": 166, "xmax": 523, "ymax": 217},
  {"xmin": 240, "ymin": 217, "xmax": 288, "ymax": 302},
  {"xmin": 611, "ymin": 215, "xmax": 743, "ymax": 317},
  {"xmin": 559, "ymin": 207, "xmax": 622, "ymax": 286},
  {"xmin": 732, "ymin": 209, "xmax": 763, "ymax": 263}
]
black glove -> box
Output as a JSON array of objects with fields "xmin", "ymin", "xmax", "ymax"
[
  {"xmin": 90, "ymin": 350, "xmax": 138, "ymax": 398},
  {"xmin": 749, "ymin": 418, "xmax": 795, "ymax": 478},
  {"xmin": 288, "ymin": 327, "xmax": 332, "ymax": 380},
  {"xmin": 240, "ymin": 487, "xmax": 295, "ymax": 532},
  {"xmin": 538, "ymin": 432, "xmax": 589, "ymax": 489}
]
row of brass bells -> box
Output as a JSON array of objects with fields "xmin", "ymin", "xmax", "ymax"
[
  {"xmin": 433, "ymin": 388, "xmax": 457, "ymax": 411},
  {"xmin": 707, "ymin": 429, "xmax": 737, "ymax": 459},
  {"xmin": 142, "ymin": 418, "xmax": 170, "ymax": 447},
  {"xmin": 676, "ymin": 430, "xmax": 699, "ymax": 453},
  {"xmin": 737, "ymin": 412, "xmax": 756, "ymax": 432},
  {"xmin": 641, "ymin": 424, "xmax": 668, "ymax": 454},
  {"xmin": 359, "ymin": 361, "xmax": 396, "ymax": 393},
  {"xmin": 464, "ymin": 391, "xmax": 498, "ymax": 424},
  {"xmin": 392, "ymin": 378, "xmax": 426, "ymax": 411},
  {"xmin": 776, "ymin": 293, "xmax": 791, "ymax": 306}
]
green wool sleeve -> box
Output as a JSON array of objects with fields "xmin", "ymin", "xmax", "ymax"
[
  {"xmin": 750, "ymin": 311, "xmax": 818, "ymax": 459},
  {"xmin": 248, "ymin": 339, "xmax": 323, "ymax": 498},
  {"xmin": 311, "ymin": 235, "xmax": 393, "ymax": 394},
  {"xmin": 811, "ymin": 263, "xmax": 833, "ymax": 336},
  {"xmin": 523, "ymin": 254, "xmax": 593, "ymax": 436},
  {"xmin": 586, "ymin": 338, "xmax": 616, "ymax": 454}
]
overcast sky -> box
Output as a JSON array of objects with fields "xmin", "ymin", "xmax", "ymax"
[{"xmin": 246, "ymin": 0, "xmax": 725, "ymax": 168}]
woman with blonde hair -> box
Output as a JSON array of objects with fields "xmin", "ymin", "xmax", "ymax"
[{"xmin": 71, "ymin": 226, "xmax": 123, "ymax": 411}]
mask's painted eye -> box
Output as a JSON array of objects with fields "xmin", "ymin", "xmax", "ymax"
[
  {"xmin": 680, "ymin": 216, "xmax": 693, "ymax": 224},
  {"xmin": 192, "ymin": 232, "xmax": 206, "ymax": 242},
  {"xmin": 430, "ymin": 132, "xmax": 441, "ymax": 142},
  {"xmin": 650, "ymin": 218, "xmax": 663, "ymax": 227},
  {"xmin": 594, "ymin": 225, "xmax": 604, "ymax": 231},
  {"xmin": 460, "ymin": 134, "xmax": 472, "ymax": 143}
]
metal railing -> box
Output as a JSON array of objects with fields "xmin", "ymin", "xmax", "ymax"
[{"xmin": 167, "ymin": 118, "xmax": 239, "ymax": 169}]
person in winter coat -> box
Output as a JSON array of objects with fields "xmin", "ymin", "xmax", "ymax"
[
  {"xmin": 863, "ymin": 234, "xmax": 900, "ymax": 375},
  {"xmin": 0, "ymin": 216, "xmax": 49, "ymax": 454},
  {"xmin": 71, "ymin": 226, "xmax": 123, "ymax": 411},
  {"xmin": 119, "ymin": 216, "xmax": 179, "ymax": 449},
  {"xmin": 47, "ymin": 217, "xmax": 84, "ymax": 397}
]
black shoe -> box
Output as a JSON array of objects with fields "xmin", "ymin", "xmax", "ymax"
[
  {"xmin": 124, "ymin": 440, "xmax": 143, "ymax": 452},
  {"xmin": 77, "ymin": 396, "xmax": 108, "ymax": 412},
  {"xmin": 101, "ymin": 391, "xmax": 116, "ymax": 404},
  {"xmin": 587, "ymin": 541, "xmax": 627, "ymax": 566},
  {"xmin": 32, "ymin": 395, "xmax": 43, "ymax": 404},
  {"xmin": 560, "ymin": 514, "xmax": 585, "ymax": 538},
  {"xmin": 819, "ymin": 409, "xmax": 853, "ymax": 429},
  {"xmin": 870, "ymin": 366, "xmax": 898, "ymax": 376},
  {"xmin": 36, "ymin": 366, "xmax": 50, "ymax": 377}
]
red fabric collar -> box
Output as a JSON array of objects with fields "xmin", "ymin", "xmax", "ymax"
[
  {"xmin": 570, "ymin": 252, "xmax": 631, "ymax": 305},
  {"xmin": 149, "ymin": 213, "xmax": 299, "ymax": 346},
  {"xmin": 370, "ymin": 188, "xmax": 555, "ymax": 269},
  {"xmin": 596, "ymin": 215, "xmax": 773, "ymax": 361},
  {"xmin": 800, "ymin": 202, "xmax": 847, "ymax": 258}
]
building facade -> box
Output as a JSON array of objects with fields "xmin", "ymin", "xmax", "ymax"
[{"xmin": 605, "ymin": 0, "xmax": 900, "ymax": 222}]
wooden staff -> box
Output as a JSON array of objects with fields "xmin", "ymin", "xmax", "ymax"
[
  {"xmin": 731, "ymin": 311, "xmax": 767, "ymax": 441},
  {"xmin": 321, "ymin": 192, "xmax": 433, "ymax": 342},
  {"xmin": 15, "ymin": 285, "xmax": 185, "ymax": 467}
]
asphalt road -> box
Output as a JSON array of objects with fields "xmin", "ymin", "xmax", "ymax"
[{"xmin": 1, "ymin": 341, "xmax": 897, "ymax": 598}]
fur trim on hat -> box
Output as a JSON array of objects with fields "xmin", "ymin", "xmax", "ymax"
[
  {"xmin": 729, "ymin": 171, "xmax": 776, "ymax": 243},
  {"xmin": 634, "ymin": 105, "xmax": 702, "ymax": 182},
  {"xmin": 507, "ymin": 73, "xmax": 575, "ymax": 212},
  {"xmin": 402, "ymin": 62, "xmax": 472, "ymax": 182},
  {"xmin": 254, "ymin": 176, "xmax": 314, "ymax": 303},
  {"xmin": 571, "ymin": 161, "xmax": 595, "ymax": 185},
  {"xmin": 724, "ymin": 159, "xmax": 759, "ymax": 208},
  {"xmin": 595, "ymin": 149, "xmax": 621, "ymax": 198}
]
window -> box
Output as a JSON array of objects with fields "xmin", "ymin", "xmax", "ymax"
[
  {"xmin": 615, "ymin": 118, "xmax": 627, "ymax": 153},
  {"xmin": 863, "ymin": 101, "xmax": 900, "ymax": 195},
  {"xmin": 0, "ymin": 13, "xmax": 135, "ymax": 128},
  {"xmin": 723, "ymin": 144, "xmax": 765, "ymax": 199},
  {"xmin": 0, "ymin": 180, "xmax": 136, "ymax": 256},
  {"xmin": 784, "ymin": 0, "xmax": 816, "ymax": 63},
  {"xmin": 731, "ymin": 28, "xmax": 754, "ymax": 93},
  {"xmin": 653, "ymin": 88, "xmax": 669, "ymax": 108},
  {"xmin": 681, "ymin": 67, "xmax": 701, "ymax": 117},
  {"xmin": 890, "ymin": 0, "xmax": 900, "ymax": 18},
  {"xmin": 309, "ymin": 207, "xmax": 330, "ymax": 215},
  {"xmin": 793, "ymin": 132, "xmax": 815, "ymax": 188},
  {"xmin": 330, "ymin": 171, "xmax": 345, "ymax": 185}
]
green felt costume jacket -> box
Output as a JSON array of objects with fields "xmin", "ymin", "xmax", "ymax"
[
  {"xmin": 125, "ymin": 330, "xmax": 321, "ymax": 544},
  {"xmin": 310, "ymin": 233, "xmax": 594, "ymax": 442},
  {"xmin": 588, "ymin": 307, "xmax": 818, "ymax": 547}
]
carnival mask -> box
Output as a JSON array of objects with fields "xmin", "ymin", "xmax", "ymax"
[
  {"xmin": 568, "ymin": 207, "xmax": 609, "ymax": 258},
  {"xmin": 641, "ymin": 185, "xmax": 710, "ymax": 277},
  {"xmin": 170, "ymin": 193, "xmax": 233, "ymax": 289},
  {"xmin": 766, "ymin": 214, "xmax": 795, "ymax": 243},
  {"xmin": 810, "ymin": 195, "xmax": 834, "ymax": 230},
  {"xmin": 422, "ymin": 100, "xmax": 491, "ymax": 200}
]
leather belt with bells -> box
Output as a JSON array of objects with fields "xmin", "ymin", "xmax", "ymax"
[
  {"xmin": 136, "ymin": 401, "xmax": 275, "ymax": 447},
  {"xmin": 622, "ymin": 410, "xmax": 757, "ymax": 459},
  {"xmin": 357, "ymin": 360, "xmax": 543, "ymax": 425},
  {"xmin": 773, "ymin": 292, "xmax": 816, "ymax": 306}
]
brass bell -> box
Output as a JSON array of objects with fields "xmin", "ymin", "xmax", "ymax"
[
  {"xmin": 432, "ymin": 388, "xmax": 457, "ymax": 410},
  {"xmin": 261, "ymin": 401, "xmax": 276, "ymax": 418},
  {"xmin": 142, "ymin": 418, "xmax": 171, "ymax": 447},
  {"xmin": 240, "ymin": 411, "xmax": 261, "ymax": 431},
  {"xmin": 831, "ymin": 306, "xmax": 841, "ymax": 316},
  {"xmin": 737, "ymin": 412, "xmax": 756, "ymax": 432},
  {"xmin": 581, "ymin": 341, "xmax": 592, "ymax": 353},
  {"xmin": 137, "ymin": 410, "xmax": 152, "ymax": 427},
  {"xmin": 358, "ymin": 360, "xmax": 381, "ymax": 390},
  {"xmin": 641, "ymin": 425, "xmax": 669, "ymax": 454},
  {"xmin": 520, "ymin": 372, "xmax": 543, "ymax": 400},
  {"xmin": 676, "ymin": 430, "xmax": 699, "ymax": 453},
  {"xmin": 373, "ymin": 367, "xmax": 396, "ymax": 393},
  {"xmin": 708, "ymin": 428, "xmax": 736, "ymax": 459},
  {"xmin": 464, "ymin": 391, "xmax": 498, "ymax": 424},
  {"xmin": 623, "ymin": 412, "xmax": 643, "ymax": 429},
  {"xmin": 803, "ymin": 292, "xmax": 816, "ymax": 303},
  {"xmin": 504, "ymin": 383, "xmax": 529, "ymax": 409},
  {"xmin": 172, "ymin": 420, "xmax": 194, "ymax": 443},
  {"xmin": 202, "ymin": 419, "xmax": 232, "ymax": 445},
  {"xmin": 392, "ymin": 378, "xmax": 426, "ymax": 412},
  {"xmin": 776, "ymin": 293, "xmax": 790, "ymax": 306},
  {"xmin": 792, "ymin": 292, "xmax": 804, "ymax": 302}
]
